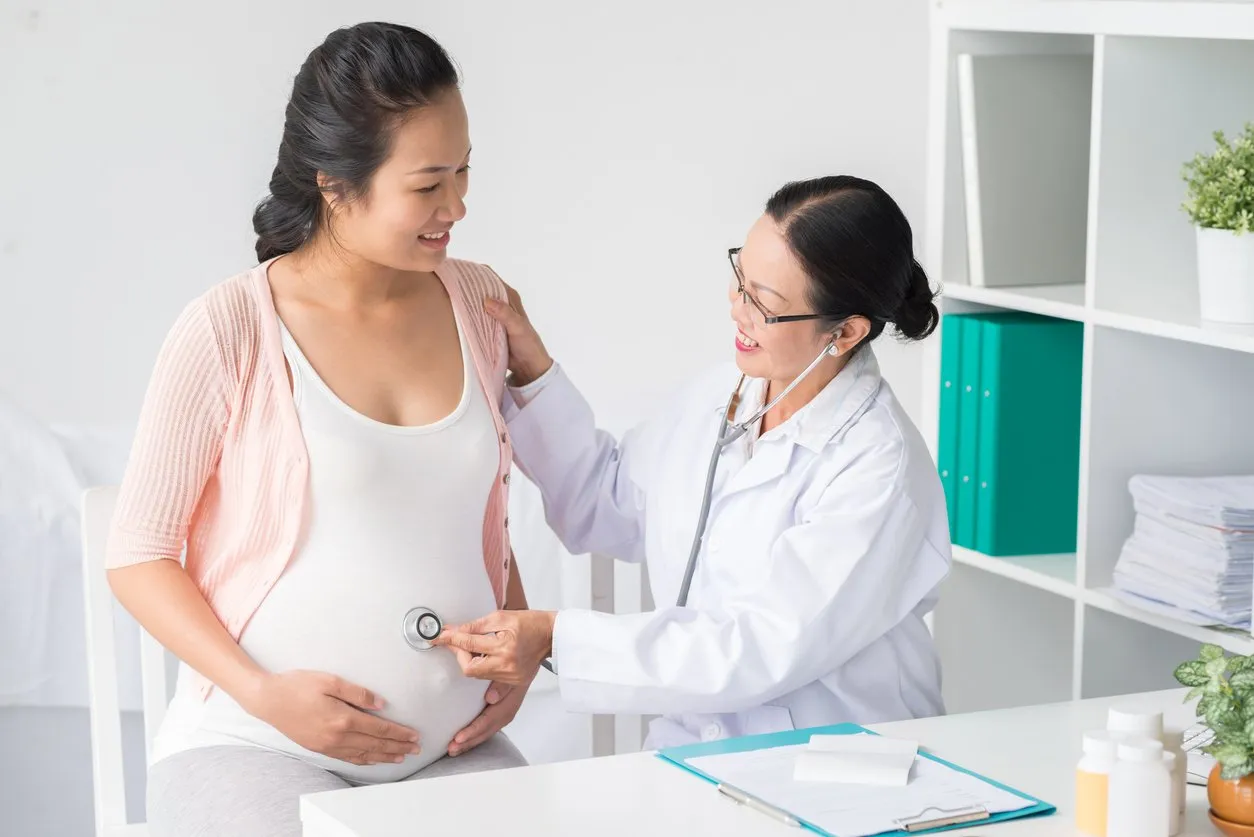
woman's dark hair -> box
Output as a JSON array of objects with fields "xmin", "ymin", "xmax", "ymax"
[
  {"xmin": 252, "ymin": 22, "xmax": 460, "ymax": 262},
  {"xmin": 765, "ymin": 175, "xmax": 939, "ymax": 343}
]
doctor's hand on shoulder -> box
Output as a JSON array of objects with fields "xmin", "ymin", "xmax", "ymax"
[{"xmin": 484, "ymin": 285, "xmax": 553, "ymax": 387}]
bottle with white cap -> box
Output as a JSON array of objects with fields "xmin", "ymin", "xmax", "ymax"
[
  {"xmin": 1161, "ymin": 727, "xmax": 1188, "ymax": 817},
  {"xmin": 1107, "ymin": 736, "xmax": 1171, "ymax": 837},
  {"xmin": 1075, "ymin": 730, "xmax": 1119, "ymax": 836},
  {"xmin": 1107, "ymin": 706, "xmax": 1164, "ymax": 741}
]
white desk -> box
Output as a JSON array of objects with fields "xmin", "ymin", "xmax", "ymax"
[{"xmin": 302, "ymin": 690, "xmax": 1216, "ymax": 836}]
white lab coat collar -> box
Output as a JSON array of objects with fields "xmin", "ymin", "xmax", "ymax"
[{"xmin": 725, "ymin": 347, "xmax": 883, "ymax": 454}]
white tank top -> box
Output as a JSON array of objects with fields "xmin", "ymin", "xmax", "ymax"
[{"xmin": 152, "ymin": 310, "xmax": 499, "ymax": 782}]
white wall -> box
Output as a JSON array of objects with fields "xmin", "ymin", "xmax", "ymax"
[
  {"xmin": 0, "ymin": 0, "xmax": 930, "ymax": 432},
  {"xmin": 0, "ymin": 1, "xmax": 932, "ymax": 834}
]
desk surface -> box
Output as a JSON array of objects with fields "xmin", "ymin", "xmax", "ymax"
[{"xmin": 302, "ymin": 690, "xmax": 1216, "ymax": 836}]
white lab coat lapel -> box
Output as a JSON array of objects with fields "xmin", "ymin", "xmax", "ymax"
[
  {"xmin": 715, "ymin": 432, "xmax": 797, "ymax": 501},
  {"xmin": 712, "ymin": 351, "xmax": 879, "ymax": 506}
]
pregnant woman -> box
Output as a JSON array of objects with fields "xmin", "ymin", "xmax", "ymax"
[{"xmin": 105, "ymin": 23, "xmax": 535, "ymax": 836}]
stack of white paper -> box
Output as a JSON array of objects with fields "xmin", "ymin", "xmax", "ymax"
[
  {"xmin": 793, "ymin": 734, "xmax": 919, "ymax": 786},
  {"xmin": 1112, "ymin": 475, "xmax": 1254, "ymax": 629}
]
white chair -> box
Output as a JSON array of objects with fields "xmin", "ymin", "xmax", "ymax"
[{"xmin": 81, "ymin": 485, "xmax": 168, "ymax": 836}]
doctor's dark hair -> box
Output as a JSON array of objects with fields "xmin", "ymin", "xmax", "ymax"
[
  {"xmin": 252, "ymin": 22, "xmax": 460, "ymax": 262},
  {"xmin": 765, "ymin": 176, "xmax": 939, "ymax": 343}
]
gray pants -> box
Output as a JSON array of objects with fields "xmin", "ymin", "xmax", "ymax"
[{"xmin": 146, "ymin": 735, "xmax": 526, "ymax": 837}]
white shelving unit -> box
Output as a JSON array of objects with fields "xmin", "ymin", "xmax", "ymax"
[{"xmin": 922, "ymin": 0, "xmax": 1254, "ymax": 715}]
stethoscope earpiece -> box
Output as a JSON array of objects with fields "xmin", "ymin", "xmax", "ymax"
[
  {"xmin": 828, "ymin": 330, "xmax": 844, "ymax": 357},
  {"xmin": 402, "ymin": 606, "xmax": 443, "ymax": 650}
]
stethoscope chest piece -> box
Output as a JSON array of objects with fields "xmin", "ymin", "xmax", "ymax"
[{"xmin": 402, "ymin": 606, "xmax": 443, "ymax": 650}]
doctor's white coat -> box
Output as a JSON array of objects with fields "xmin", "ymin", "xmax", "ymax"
[{"xmin": 502, "ymin": 348, "xmax": 951, "ymax": 749}]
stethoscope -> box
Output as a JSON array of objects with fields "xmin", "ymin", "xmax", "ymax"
[
  {"xmin": 674, "ymin": 339, "xmax": 840, "ymax": 607},
  {"xmin": 403, "ymin": 338, "xmax": 840, "ymax": 656}
]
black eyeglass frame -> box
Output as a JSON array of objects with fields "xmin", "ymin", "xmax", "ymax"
[{"xmin": 728, "ymin": 247, "xmax": 825, "ymax": 325}]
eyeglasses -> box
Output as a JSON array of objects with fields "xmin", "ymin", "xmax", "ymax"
[{"xmin": 728, "ymin": 247, "xmax": 824, "ymax": 325}]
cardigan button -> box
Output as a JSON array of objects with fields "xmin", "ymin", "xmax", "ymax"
[{"xmin": 502, "ymin": 473, "xmax": 511, "ymax": 486}]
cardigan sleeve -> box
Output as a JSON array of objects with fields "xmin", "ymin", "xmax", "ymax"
[{"xmin": 105, "ymin": 299, "xmax": 231, "ymax": 568}]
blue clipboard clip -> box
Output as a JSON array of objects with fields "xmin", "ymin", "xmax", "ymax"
[{"xmin": 894, "ymin": 804, "xmax": 990, "ymax": 833}]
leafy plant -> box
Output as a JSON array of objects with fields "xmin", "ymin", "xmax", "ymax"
[
  {"xmin": 1175, "ymin": 643, "xmax": 1254, "ymax": 780},
  {"xmin": 1181, "ymin": 122, "xmax": 1254, "ymax": 235}
]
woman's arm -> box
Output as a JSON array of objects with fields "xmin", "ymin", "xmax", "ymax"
[
  {"xmin": 106, "ymin": 300, "xmax": 267, "ymax": 704},
  {"xmin": 109, "ymin": 560, "xmax": 268, "ymax": 705}
]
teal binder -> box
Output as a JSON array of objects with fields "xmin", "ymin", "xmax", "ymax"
[
  {"xmin": 974, "ymin": 314, "xmax": 1083, "ymax": 556},
  {"xmin": 657, "ymin": 723, "xmax": 1055, "ymax": 836},
  {"xmin": 954, "ymin": 316, "xmax": 983, "ymax": 548},
  {"xmin": 936, "ymin": 314, "xmax": 967, "ymax": 541}
]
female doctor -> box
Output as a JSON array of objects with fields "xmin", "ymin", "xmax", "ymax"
[{"xmin": 435, "ymin": 175, "xmax": 953, "ymax": 750}]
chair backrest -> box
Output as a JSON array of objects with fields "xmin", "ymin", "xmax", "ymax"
[{"xmin": 81, "ymin": 486, "xmax": 168, "ymax": 835}]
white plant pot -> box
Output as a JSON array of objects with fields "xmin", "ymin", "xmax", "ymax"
[{"xmin": 1196, "ymin": 226, "xmax": 1254, "ymax": 324}]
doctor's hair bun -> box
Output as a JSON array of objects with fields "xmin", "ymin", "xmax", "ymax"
[
  {"xmin": 894, "ymin": 259, "xmax": 940, "ymax": 341},
  {"xmin": 252, "ymin": 22, "xmax": 460, "ymax": 263},
  {"xmin": 766, "ymin": 176, "xmax": 939, "ymax": 343}
]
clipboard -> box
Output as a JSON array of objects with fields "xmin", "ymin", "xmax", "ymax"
[{"xmin": 656, "ymin": 723, "xmax": 1055, "ymax": 836}]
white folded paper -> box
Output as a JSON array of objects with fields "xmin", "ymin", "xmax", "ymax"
[
  {"xmin": 1112, "ymin": 474, "xmax": 1254, "ymax": 630},
  {"xmin": 794, "ymin": 733, "xmax": 919, "ymax": 786}
]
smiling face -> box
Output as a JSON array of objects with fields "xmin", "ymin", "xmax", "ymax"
[
  {"xmin": 320, "ymin": 87, "xmax": 471, "ymax": 273},
  {"xmin": 729, "ymin": 214, "xmax": 842, "ymax": 381}
]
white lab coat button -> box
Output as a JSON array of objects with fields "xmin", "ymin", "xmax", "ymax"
[{"xmin": 701, "ymin": 723, "xmax": 722, "ymax": 741}]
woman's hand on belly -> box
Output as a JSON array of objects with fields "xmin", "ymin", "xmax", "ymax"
[
  {"xmin": 242, "ymin": 669, "xmax": 422, "ymax": 766},
  {"xmin": 448, "ymin": 674, "xmax": 534, "ymax": 757}
]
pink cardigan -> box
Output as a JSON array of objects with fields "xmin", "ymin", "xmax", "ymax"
[{"xmin": 106, "ymin": 258, "xmax": 515, "ymax": 698}]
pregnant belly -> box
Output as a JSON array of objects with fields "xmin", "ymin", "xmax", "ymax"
[{"xmin": 231, "ymin": 544, "xmax": 498, "ymax": 783}]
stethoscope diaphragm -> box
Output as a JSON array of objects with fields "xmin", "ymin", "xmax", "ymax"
[{"xmin": 402, "ymin": 606, "xmax": 443, "ymax": 650}]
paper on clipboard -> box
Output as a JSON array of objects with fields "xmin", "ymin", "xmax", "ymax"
[{"xmin": 686, "ymin": 738, "xmax": 1034, "ymax": 837}]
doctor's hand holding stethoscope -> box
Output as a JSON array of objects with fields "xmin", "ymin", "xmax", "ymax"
[{"xmin": 435, "ymin": 175, "xmax": 955, "ymax": 750}]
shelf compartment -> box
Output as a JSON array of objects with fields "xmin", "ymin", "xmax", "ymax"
[
  {"xmin": 1090, "ymin": 36, "xmax": 1254, "ymax": 327},
  {"xmin": 1081, "ymin": 327, "xmax": 1254, "ymax": 590},
  {"xmin": 951, "ymin": 545, "xmax": 1079, "ymax": 598},
  {"xmin": 934, "ymin": 565, "xmax": 1076, "ymax": 713}
]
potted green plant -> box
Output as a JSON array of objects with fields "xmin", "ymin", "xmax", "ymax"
[
  {"xmin": 1181, "ymin": 122, "xmax": 1254, "ymax": 324},
  {"xmin": 1175, "ymin": 644, "xmax": 1254, "ymax": 827}
]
